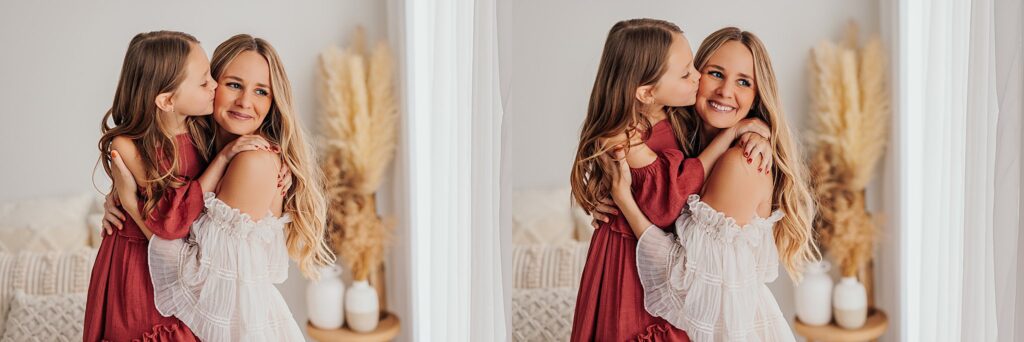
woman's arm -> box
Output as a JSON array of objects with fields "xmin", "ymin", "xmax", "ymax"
[
  {"xmin": 701, "ymin": 147, "xmax": 773, "ymax": 225},
  {"xmin": 215, "ymin": 150, "xmax": 281, "ymax": 220}
]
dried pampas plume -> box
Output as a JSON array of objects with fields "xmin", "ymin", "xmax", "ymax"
[
  {"xmin": 809, "ymin": 22, "xmax": 889, "ymax": 277},
  {"xmin": 319, "ymin": 26, "xmax": 398, "ymax": 281}
]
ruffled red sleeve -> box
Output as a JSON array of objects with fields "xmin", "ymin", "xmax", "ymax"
[
  {"xmin": 142, "ymin": 181, "xmax": 204, "ymax": 240},
  {"xmin": 629, "ymin": 149, "xmax": 704, "ymax": 228}
]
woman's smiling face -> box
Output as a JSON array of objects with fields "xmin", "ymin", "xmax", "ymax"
[
  {"xmin": 694, "ymin": 40, "xmax": 757, "ymax": 129},
  {"xmin": 212, "ymin": 50, "xmax": 273, "ymax": 135}
]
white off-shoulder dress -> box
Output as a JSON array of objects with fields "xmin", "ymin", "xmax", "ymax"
[
  {"xmin": 148, "ymin": 192, "xmax": 303, "ymax": 342},
  {"xmin": 636, "ymin": 194, "xmax": 795, "ymax": 342}
]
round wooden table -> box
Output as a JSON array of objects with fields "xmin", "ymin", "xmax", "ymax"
[
  {"xmin": 793, "ymin": 308, "xmax": 888, "ymax": 342},
  {"xmin": 306, "ymin": 312, "xmax": 401, "ymax": 342}
]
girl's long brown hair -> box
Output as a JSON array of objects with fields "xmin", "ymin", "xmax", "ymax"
[
  {"xmin": 674, "ymin": 27, "xmax": 819, "ymax": 280},
  {"xmin": 570, "ymin": 18, "xmax": 688, "ymax": 215},
  {"xmin": 98, "ymin": 31, "xmax": 211, "ymax": 218},
  {"xmin": 209, "ymin": 34, "xmax": 335, "ymax": 279}
]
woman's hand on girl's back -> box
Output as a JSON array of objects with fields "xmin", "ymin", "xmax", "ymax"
[{"xmin": 101, "ymin": 192, "xmax": 126, "ymax": 235}]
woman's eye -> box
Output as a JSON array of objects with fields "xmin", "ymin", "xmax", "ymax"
[
  {"xmin": 227, "ymin": 82, "xmax": 242, "ymax": 89},
  {"xmin": 256, "ymin": 89, "xmax": 269, "ymax": 96},
  {"xmin": 682, "ymin": 72, "xmax": 690, "ymax": 79},
  {"xmin": 739, "ymin": 79, "xmax": 751, "ymax": 87},
  {"xmin": 709, "ymin": 71, "xmax": 723, "ymax": 79}
]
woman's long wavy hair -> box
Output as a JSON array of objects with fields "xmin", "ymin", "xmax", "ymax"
[
  {"xmin": 98, "ymin": 31, "xmax": 211, "ymax": 218},
  {"xmin": 209, "ymin": 34, "xmax": 335, "ymax": 279},
  {"xmin": 570, "ymin": 18, "xmax": 690, "ymax": 215},
  {"xmin": 675, "ymin": 27, "xmax": 819, "ymax": 280}
]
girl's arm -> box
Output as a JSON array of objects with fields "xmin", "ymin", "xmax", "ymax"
[{"xmin": 109, "ymin": 137, "xmax": 155, "ymax": 239}]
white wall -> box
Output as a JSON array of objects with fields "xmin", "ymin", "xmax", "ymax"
[
  {"xmin": 0, "ymin": 2, "xmax": 393, "ymax": 341},
  {"xmin": 499, "ymin": 1, "xmax": 883, "ymax": 339}
]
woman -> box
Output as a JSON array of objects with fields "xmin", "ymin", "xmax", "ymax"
[
  {"xmin": 598, "ymin": 27, "xmax": 815, "ymax": 341},
  {"xmin": 102, "ymin": 34, "xmax": 334, "ymax": 341}
]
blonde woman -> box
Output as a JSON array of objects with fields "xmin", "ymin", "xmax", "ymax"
[
  {"xmin": 106, "ymin": 34, "xmax": 334, "ymax": 342},
  {"xmin": 600, "ymin": 27, "xmax": 816, "ymax": 341}
]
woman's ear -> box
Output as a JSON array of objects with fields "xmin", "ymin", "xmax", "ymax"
[
  {"xmin": 635, "ymin": 85, "xmax": 655, "ymax": 106},
  {"xmin": 155, "ymin": 92, "xmax": 175, "ymax": 113}
]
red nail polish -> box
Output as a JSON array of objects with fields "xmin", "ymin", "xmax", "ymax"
[
  {"xmin": 758, "ymin": 168, "xmax": 762, "ymax": 172},
  {"xmin": 747, "ymin": 158, "xmax": 752, "ymax": 164}
]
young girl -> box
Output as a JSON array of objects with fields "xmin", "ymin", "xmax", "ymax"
[
  {"xmin": 86, "ymin": 31, "xmax": 275, "ymax": 341},
  {"xmin": 569, "ymin": 19, "xmax": 771, "ymax": 341},
  {"xmin": 606, "ymin": 27, "xmax": 816, "ymax": 341},
  {"xmin": 105, "ymin": 34, "xmax": 334, "ymax": 341}
]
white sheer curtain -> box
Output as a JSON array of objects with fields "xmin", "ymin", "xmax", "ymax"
[
  {"xmin": 396, "ymin": 0, "xmax": 508, "ymax": 340},
  {"xmin": 898, "ymin": 0, "xmax": 1022, "ymax": 340},
  {"xmin": 992, "ymin": 0, "xmax": 1023, "ymax": 340}
]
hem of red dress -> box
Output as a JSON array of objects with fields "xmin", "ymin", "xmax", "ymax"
[
  {"xmin": 99, "ymin": 322, "xmax": 197, "ymax": 342},
  {"xmin": 632, "ymin": 322, "xmax": 689, "ymax": 342}
]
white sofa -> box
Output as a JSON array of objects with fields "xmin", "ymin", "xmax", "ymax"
[
  {"xmin": 0, "ymin": 193, "xmax": 104, "ymax": 341},
  {"xmin": 510, "ymin": 187, "xmax": 594, "ymax": 342}
]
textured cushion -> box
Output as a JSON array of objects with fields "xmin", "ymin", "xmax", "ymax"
[
  {"xmin": 0, "ymin": 249, "xmax": 96, "ymax": 336},
  {"xmin": 511, "ymin": 287, "xmax": 577, "ymax": 342},
  {"xmin": 511, "ymin": 187, "xmax": 577, "ymax": 244},
  {"xmin": 512, "ymin": 242, "xmax": 589, "ymax": 289},
  {"xmin": 0, "ymin": 291, "xmax": 86, "ymax": 342},
  {"xmin": 570, "ymin": 204, "xmax": 595, "ymax": 242},
  {"xmin": 0, "ymin": 194, "xmax": 94, "ymax": 252},
  {"xmin": 87, "ymin": 213, "xmax": 104, "ymax": 249}
]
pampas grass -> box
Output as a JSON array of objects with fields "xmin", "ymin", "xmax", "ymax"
[
  {"xmin": 809, "ymin": 22, "xmax": 889, "ymax": 277},
  {"xmin": 319, "ymin": 26, "xmax": 398, "ymax": 281}
]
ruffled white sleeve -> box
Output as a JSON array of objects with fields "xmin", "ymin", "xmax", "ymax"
[{"xmin": 148, "ymin": 192, "xmax": 301, "ymax": 342}]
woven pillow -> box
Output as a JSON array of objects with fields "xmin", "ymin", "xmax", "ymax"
[
  {"xmin": 0, "ymin": 194, "xmax": 94, "ymax": 252},
  {"xmin": 511, "ymin": 242, "xmax": 589, "ymax": 289},
  {"xmin": 511, "ymin": 187, "xmax": 576, "ymax": 244},
  {"xmin": 511, "ymin": 287, "xmax": 578, "ymax": 342},
  {"xmin": 0, "ymin": 291, "xmax": 86, "ymax": 342},
  {"xmin": 0, "ymin": 249, "xmax": 96, "ymax": 336}
]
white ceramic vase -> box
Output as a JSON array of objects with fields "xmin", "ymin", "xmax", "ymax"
[
  {"xmin": 345, "ymin": 280, "xmax": 380, "ymax": 332},
  {"xmin": 833, "ymin": 276, "xmax": 868, "ymax": 329},
  {"xmin": 307, "ymin": 264, "xmax": 345, "ymax": 329},
  {"xmin": 795, "ymin": 260, "xmax": 833, "ymax": 326}
]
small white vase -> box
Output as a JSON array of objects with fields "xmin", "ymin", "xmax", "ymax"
[
  {"xmin": 795, "ymin": 260, "xmax": 833, "ymax": 326},
  {"xmin": 345, "ymin": 280, "xmax": 380, "ymax": 332},
  {"xmin": 306, "ymin": 264, "xmax": 345, "ymax": 329},
  {"xmin": 833, "ymin": 276, "xmax": 868, "ymax": 329}
]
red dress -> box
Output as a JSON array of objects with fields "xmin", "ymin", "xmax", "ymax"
[
  {"xmin": 84, "ymin": 134, "xmax": 204, "ymax": 342},
  {"xmin": 571, "ymin": 120, "xmax": 704, "ymax": 342}
]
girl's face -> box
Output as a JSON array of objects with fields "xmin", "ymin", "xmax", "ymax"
[
  {"xmin": 650, "ymin": 33, "xmax": 700, "ymax": 108},
  {"xmin": 694, "ymin": 40, "xmax": 757, "ymax": 129},
  {"xmin": 213, "ymin": 50, "xmax": 273, "ymax": 136},
  {"xmin": 170, "ymin": 44, "xmax": 216, "ymax": 116}
]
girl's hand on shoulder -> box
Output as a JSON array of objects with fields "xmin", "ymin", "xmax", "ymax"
[
  {"xmin": 220, "ymin": 135, "xmax": 279, "ymax": 161},
  {"xmin": 737, "ymin": 132, "xmax": 773, "ymax": 174},
  {"xmin": 735, "ymin": 117, "xmax": 771, "ymax": 140}
]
